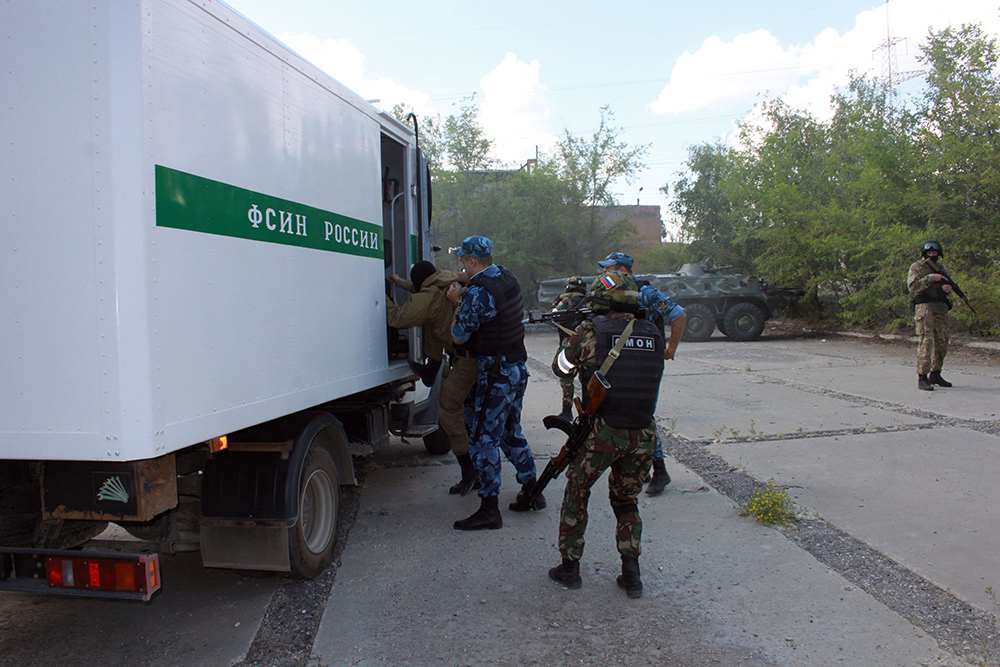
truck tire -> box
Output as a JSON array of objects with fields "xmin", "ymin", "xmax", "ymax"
[
  {"xmin": 423, "ymin": 427, "xmax": 451, "ymax": 455},
  {"xmin": 723, "ymin": 302, "xmax": 766, "ymax": 341},
  {"xmin": 288, "ymin": 445, "xmax": 340, "ymax": 579},
  {"xmin": 681, "ymin": 303, "xmax": 715, "ymax": 342}
]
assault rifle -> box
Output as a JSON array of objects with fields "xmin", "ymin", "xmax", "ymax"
[
  {"xmin": 936, "ymin": 266, "xmax": 976, "ymax": 315},
  {"xmin": 524, "ymin": 370, "xmax": 610, "ymax": 505},
  {"xmin": 523, "ymin": 307, "xmax": 592, "ymax": 336},
  {"xmin": 524, "ymin": 307, "xmax": 592, "ymax": 325}
]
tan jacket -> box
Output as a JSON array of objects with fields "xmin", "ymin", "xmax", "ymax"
[{"xmin": 387, "ymin": 269, "xmax": 460, "ymax": 361}]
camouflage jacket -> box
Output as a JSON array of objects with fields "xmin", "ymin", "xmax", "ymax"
[
  {"xmin": 907, "ymin": 257, "xmax": 951, "ymax": 314},
  {"xmin": 387, "ymin": 269, "xmax": 460, "ymax": 361}
]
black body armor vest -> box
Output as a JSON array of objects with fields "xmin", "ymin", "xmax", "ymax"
[
  {"xmin": 585, "ymin": 316, "xmax": 664, "ymax": 429},
  {"xmin": 466, "ymin": 266, "xmax": 526, "ymax": 361}
]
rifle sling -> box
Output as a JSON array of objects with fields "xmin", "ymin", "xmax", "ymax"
[{"xmin": 598, "ymin": 318, "xmax": 636, "ymax": 377}]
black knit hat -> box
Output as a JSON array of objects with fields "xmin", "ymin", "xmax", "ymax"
[{"xmin": 410, "ymin": 261, "xmax": 437, "ymax": 291}]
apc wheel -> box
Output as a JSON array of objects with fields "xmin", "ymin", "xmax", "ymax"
[
  {"xmin": 681, "ymin": 303, "xmax": 715, "ymax": 342},
  {"xmin": 723, "ymin": 302, "xmax": 766, "ymax": 341},
  {"xmin": 716, "ymin": 319, "xmax": 729, "ymax": 337},
  {"xmin": 288, "ymin": 445, "xmax": 340, "ymax": 579},
  {"xmin": 424, "ymin": 427, "xmax": 451, "ymax": 455}
]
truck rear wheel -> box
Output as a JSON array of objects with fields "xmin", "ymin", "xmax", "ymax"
[
  {"xmin": 723, "ymin": 302, "xmax": 766, "ymax": 341},
  {"xmin": 681, "ymin": 303, "xmax": 715, "ymax": 342},
  {"xmin": 288, "ymin": 445, "xmax": 340, "ymax": 579}
]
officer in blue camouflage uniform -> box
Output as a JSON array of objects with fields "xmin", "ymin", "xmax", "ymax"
[
  {"xmin": 597, "ymin": 252, "xmax": 686, "ymax": 496},
  {"xmin": 447, "ymin": 236, "xmax": 544, "ymax": 531},
  {"xmin": 548, "ymin": 270, "xmax": 667, "ymax": 599}
]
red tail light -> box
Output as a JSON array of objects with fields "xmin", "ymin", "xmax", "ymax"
[{"xmin": 44, "ymin": 554, "xmax": 160, "ymax": 601}]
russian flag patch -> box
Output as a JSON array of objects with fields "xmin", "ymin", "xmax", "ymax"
[{"xmin": 600, "ymin": 274, "xmax": 618, "ymax": 290}]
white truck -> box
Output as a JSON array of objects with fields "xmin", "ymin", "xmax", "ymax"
[{"xmin": 0, "ymin": 0, "xmax": 441, "ymax": 600}]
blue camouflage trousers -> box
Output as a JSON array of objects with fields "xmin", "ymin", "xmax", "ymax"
[{"xmin": 465, "ymin": 356, "xmax": 537, "ymax": 498}]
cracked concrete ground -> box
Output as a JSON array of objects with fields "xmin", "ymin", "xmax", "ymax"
[{"xmin": 306, "ymin": 326, "xmax": 1000, "ymax": 667}]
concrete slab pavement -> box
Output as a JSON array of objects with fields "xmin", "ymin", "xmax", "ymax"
[
  {"xmin": 308, "ymin": 329, "xmax": 998, "ymax": 666},
  {"xmin": 310, "ymin": 454, "xmax": 971, "ymax": 667}
]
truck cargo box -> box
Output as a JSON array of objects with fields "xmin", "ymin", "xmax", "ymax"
[{"xmin": 1, "ymin": 0, "xmax": 427, "ymax": 463}]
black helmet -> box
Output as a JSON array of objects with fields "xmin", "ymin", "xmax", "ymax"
[
  {"xmin": 921, "ymin": 240, "xmax": 943, "ymax": 258},
  {"xmin": 564, "ymin": 276, "xmax": 586, "ymax": 294}
]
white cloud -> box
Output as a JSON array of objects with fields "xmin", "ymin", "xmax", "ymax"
[
  {"xmin": 278, "ymin": 33, "xmax": 436, "ymax": 116},
  {"xmin": 478, "ymin": 53, "xmax": 558, "ymax": 166},
  {"xmin": 649, "ymin": 30, "xmax": 805, "ymax": 114},
  {"xmin": 650, "ymin": 0, "xmax": 1000, "ymax": 122}
]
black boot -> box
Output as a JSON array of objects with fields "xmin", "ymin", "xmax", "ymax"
[
  {"xmin": 508, "ymin": 478, "xmax": 547, "ymax": 512},
  {"xmin": 449, "ymin": 453, "xmax": 480, "ymax": 496},
  {"xmin": 646, "ymin": 458, "xmax": 671, "ymax": 496},
  {"xmin": 918, "ymin": 374, "xmax": 935, "ymax": 391},
  {"xmin": 558, "ymin": 401, "xmax": 573, "ymax": 422},
  {"xmin": 928, "ymin": 371, "xmax": 952, "ymax": 387},
  {"xmin": 616, "ymin": 556, "xmax": 643, "ymax": 599},
  {"xmin": 454, "ymin": 496, "xmax": 502, "ymax": 531},
  {"xmin": 548, "ymin": 558, "xmax": 582, "ymax": 589}
]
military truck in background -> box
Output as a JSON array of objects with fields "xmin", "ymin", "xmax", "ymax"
[
  {"xmin": 1, "ymin": 0, "xmax": 439, "ymax": 600},
  {"xmin": 537, "ymin": 260, "xmax": 803, "ymax": 342}
]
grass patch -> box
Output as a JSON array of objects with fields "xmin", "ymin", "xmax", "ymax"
[{"xmin": 739, "ymin": 479, "xmax": 796, "ymax": 526}]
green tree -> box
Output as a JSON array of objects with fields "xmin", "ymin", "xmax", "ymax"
[
  {"xmin": 556, "ymin": 105, "xmax": 649, "ymax": 266},
  {"xmin": 667, "ymin": 141, "xmax": 749, "ymax": 270},
  {"xmin": 913, "ymin": 24, "xmax": 1000, "ymax": 333}
]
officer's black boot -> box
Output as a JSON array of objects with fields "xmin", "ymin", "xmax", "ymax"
[
  {"xmin": 508, "ymin": 478, "xmax": 547, "ymax": 512},
  {"xmin": 548, "ymin": 558, "xmax": 582, "ymax": 589},
  {"xmin": 616, "ymin": 556, "xmax": 643, "ymax": 599},
  {"xmin": 449, "ymin": 453, "xmax": 480, "ymax": 496},
  {"xmin": 645, "ymin": 458, "xmax": 671, "ymax": 496},
  {"xmin": 453, "ymin": 496, "xmax": 502, "ymax": 531},
  {"xmin": 928, "ymin": 371, "xmax": 952, "ymax": 387},
  {"xmin": 918, "ymin": 373, "xmax": 935, "ymax": 391}
]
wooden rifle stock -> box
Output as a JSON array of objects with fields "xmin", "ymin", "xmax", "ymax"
[{"xmin": 528, "ymin": 371, "xmax": 611, "ymax": 503}]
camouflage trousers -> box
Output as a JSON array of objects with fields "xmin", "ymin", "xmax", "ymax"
[
  {"xmin": 466, "ymin": 356, "xmax": 537, "ymax": 498},
  {"xmin": 915, "ymin": 304, "xmax": 949, "ymax": 375},
  {"xmin": 552, "ymin": 345, "xmax": 578, "ymax": 411},
  {"xmin": 559, "ymin": 375, "xmax": 576, "ymax": 410},
  {"xmin": 437, "ymin": 355, "xmax": 479, "ymax": 456},
  {"xmin": 558, "ymin": 417, "xmax": 655, "ymax": 561}
]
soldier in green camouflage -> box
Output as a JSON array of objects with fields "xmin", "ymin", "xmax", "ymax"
[
  {"xmin": 907, "ymin": 241, "xmax": 954, "ymax": 391},
  {"xmin": 548, "ymin": 271, "xmax": 664, "ymax": 599},
  {"xmin": 550, "ymin": 277, "xmax": 587, "ymax": 420}
]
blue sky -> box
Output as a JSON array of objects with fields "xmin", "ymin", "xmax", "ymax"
[{"xmin": 225, "ymin": 0, "xmax": 999, "ymax": 233}]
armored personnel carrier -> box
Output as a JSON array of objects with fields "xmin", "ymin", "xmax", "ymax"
[{"xmin": 536, "ymin": 260, "xmax": 802, "ymax": 342}]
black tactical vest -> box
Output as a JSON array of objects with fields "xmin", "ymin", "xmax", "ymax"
[
  {"xmin": 587, "ymin": 315, "xmax": 664, "ymax": 429},
  {"xmin": 467, "ymin": 266, "xmax": 526, "ymax": 361},
  {"xmin": 913, "ymin": 259, "xmax": 952, "ymax": 308}
]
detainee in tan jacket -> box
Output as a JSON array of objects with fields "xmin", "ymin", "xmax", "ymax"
[{"xmin": 387, "ymin": 262, "xmax": 480, "ymax": 495}]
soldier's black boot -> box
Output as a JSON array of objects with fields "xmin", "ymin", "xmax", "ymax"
[
  {"xmin": 558, "ymin": 400, "xmax": 574, "ymax": 422},
  {"xmin": 616, "ymin": 556, "xmax": 643, "ymax": 599},
  {"xmin": 509, "ymin": 478, "xmax": 547, "ymax": 512},
  {"xmin": 918, "ymin": 374, "xmax": 935, "ymax": 391},
  {"xmin": 646, "ymin": 458, "xmax": 671, "ymax": 496},
  {"xmin": 928, "ymin": 371, "xmax": 952, "ymax": 387},
  {"xmin": 548, "ymin": 558, "xmax": 582, "ymax": 589},
  {"xmin": 454, "ymin": 496, "xmax": 502, "ymax": 531},
  {"xmin": 449, "ymin": 453, "xmax": 480, "ymax": 496}
]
